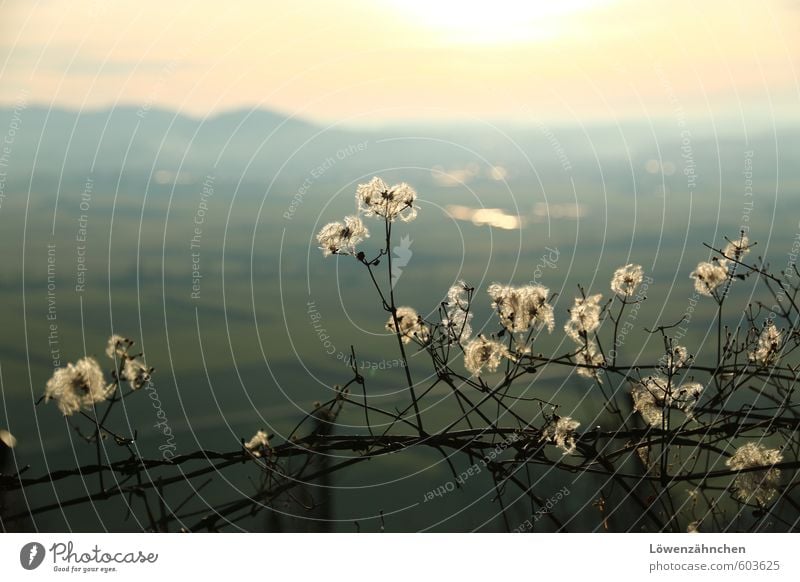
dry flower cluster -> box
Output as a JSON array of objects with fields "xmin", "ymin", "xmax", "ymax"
[{"xmin": 2, "ymin": 179, "xmax": 797, "ymax": 534}]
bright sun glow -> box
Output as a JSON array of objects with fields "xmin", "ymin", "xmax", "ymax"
[{"xmin": 389, "ymin": 0, "xmax": 610, "ymax": 45}]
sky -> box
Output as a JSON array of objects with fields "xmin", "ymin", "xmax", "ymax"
[{"xmin": 0, "ymin": 0, "xmax": 798, "ymax": 125}]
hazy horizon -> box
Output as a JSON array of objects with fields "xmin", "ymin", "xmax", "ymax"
[
  {"xmin": 2, "ymin": 0, "xmax": 799, "ymax": 125},
  {"xmin": 4, "ymin": 101, "xmax": 800, "ymax": 132}
]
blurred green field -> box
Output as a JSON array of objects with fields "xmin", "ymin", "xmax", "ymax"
[{"xmin": 1, "ymin": 111, "xmax": 798, "ymax": 530}]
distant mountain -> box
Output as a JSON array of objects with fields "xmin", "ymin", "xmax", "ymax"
[
  {"xmin": 0, "ymin": 105, "xmax": 348, "ymax": 182},
  {"xmin": 1, "ymin": 105, "xmax": 797, "ymax": 195}
]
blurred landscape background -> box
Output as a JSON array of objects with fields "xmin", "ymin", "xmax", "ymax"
[{"xmin": 1, "ymin": 0, "xmax": 799, "ymax": 531}]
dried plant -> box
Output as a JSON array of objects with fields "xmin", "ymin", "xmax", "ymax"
[{"xmin": 2, "ymin": 180, "xmax": 798, "ymax": 533}]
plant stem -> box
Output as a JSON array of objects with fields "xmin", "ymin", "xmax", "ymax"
[{"xmin": 384, "ymin": 219, "xmax": 425, "ymax": 437}]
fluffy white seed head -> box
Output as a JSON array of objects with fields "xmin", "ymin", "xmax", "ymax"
[
  {"xmin": 316, "ymin": 215, "xmax": 369, "ymax": 257},
  {"xmin": 447, "ymin": 281, "xmax": 470, "ymax": 310},
  {"xmin": 542, "ymin": 416, "xmax": 581, "ymax": 455},
  {"xmin": 443, "ymin": 281, "xmax": 473, "ymax": 343},
  {"xmin": 690, "ymin": 261, "xmax": 728, "ymax": 296},
  {"xmin": 723, "ymin": 234, "xmax": 751, "ymax": 262},
  {"xmin": 105, "ymin": 335, "xmax": 130, "ymax": 359},
  {"xmin": 661, "ymin": 344, "xmax": 690, "ymax": 372},
  {"xmin": 0, "ymin": 429, "xmax": 16, "ymax": 449},
  {"xmin": 672, "ymin": 381, "xmax": 704, "ymax": 418},
  {"xmin": 631, "ymin": 378, "xmax": 667, "ymax": 428},
  {"xmin": 356, "ymin": 177, "xmax": 418, "ymax": 222},
  {"xmin": 122, "ymin": 358, "xmax": 153, "ymax": 391},
  {"xmin": 488, "ymin": 283, "xmax": 554, "ymax": 334},
  {"xmin": 611, "ymin": 264, "xmax": 644, "ymax": 297},
  {"xmin": 45, "ymin": 357, "xmax": 114, "ymax": 416},
  {"xmin": 749, "ymin": 323, "xmax": 782, "ymax": 366},
  {"xmin": 631, "ymin": 376, "xmax": 704, "ymax": 427},
  {"xmin": 726, "ymin": 442, "xmax": 783, "ymax": 505},
  {"xmin": 575, "ymin": 340, "xmax": 605, "ymax": 381},
  {"xmin": 463, "ymin": 335, "xmax": 511, "ymax": 376},
  {"xmin": 386, "ymin": 306, "xmax": 430, "ymax": 344},
  {"xmin": 564, "ymin": 294, "xmax": 602, "ymax": 343},
  {"xmin": 244, "ymin": 430, "xmax": 270, "ymax": 457}
]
